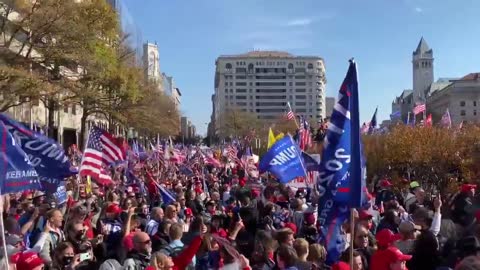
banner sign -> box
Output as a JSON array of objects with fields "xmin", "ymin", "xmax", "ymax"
[
  {"xmin": 259, "ymin": 135, "xmax": 306, "ymax": 184},
  {"xmin": 0, "ymin": 113, "xmax": 74, "ymax": 179},
  {"xmin": 52, "ymin": 184, "xmax": 67, "ymax": 205},
  {"xmin": 0, "ymin": 120, "xmax": 41, "ymax": 194}
]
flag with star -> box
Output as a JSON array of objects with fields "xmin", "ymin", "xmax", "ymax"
[{"xmin": 79, "ymin": 126, "xmax": 126, "ymax": 185}]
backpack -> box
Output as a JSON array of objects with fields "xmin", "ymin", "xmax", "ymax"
[{"xmin": 162, "ymin": 244, "xmax": 184, "ymax": 258}]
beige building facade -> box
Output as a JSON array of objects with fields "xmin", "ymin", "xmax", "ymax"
[
  {"xmin": 427, "ymin": 73, "xmax": 480, "ymax": 125},
  {"xmin": 212, "ymin": 51, "xmax": 326, "ymax": 135}
]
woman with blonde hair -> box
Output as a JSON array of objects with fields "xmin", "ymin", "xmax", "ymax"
[
  {"xmin": 149, "ymin": 252, "xmax": 174, "ymax": 270},
  {"xmin": 307, "ymin": 244, "xmax": 328, "ymax": 269}
]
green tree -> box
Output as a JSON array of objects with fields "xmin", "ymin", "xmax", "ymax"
[
  {"xmin": 0, "ymin": 0, "xmax": 119, "ymax": 140},
  {"xmin": 217, "ymin": 109, "xmax": 263, "ymax": 139}
]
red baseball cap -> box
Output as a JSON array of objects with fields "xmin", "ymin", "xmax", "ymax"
[
  {"xmin": 461, "ymin": 184, "xmax": 477, "ymax": 193},
  {"xmin": 332, "ymin": 261, "xmax": 350, "ymax": 270},
  {"xmin": 106, "ymin": 203, "xmax": 122, "ymax": 214},
  {"xmin": 376, "ymin": 229, "xmax": 401, "ymax": 248},
  {"xmin": 184, "ymin": 208, "xmax": 193, "ymax": 216},
  {"xmin": 358, "ymin": 210, "xmax": 373, "ymax": 220},
  {"xmin": 284, "ymin": 222, "xmax": 297, "ymax": 234},
  {"xmin": 380, "ymin": 179, "xmax": 393, "ymax": 188},
  {"xmin": 304, "ymin": 212, "xmax": 316, "ymax": 225},
  {"xmin": 16, "ymin": 252, "xmax": 44, "ymax": 270}
]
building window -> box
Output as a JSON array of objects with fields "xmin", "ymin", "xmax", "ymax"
[
  {"xmin": 225, "ymin": 89, "xmax": 228, "ymax": 93},
  {"xmin": 225, "ymin": 82, "xmax": 228, "ymax": 86},
  {"xmin": 225, "ymin": 63, "xmax": 232, "ymax": 69},
  {"xmin": 474, "ymin": 110, "xmax": 477, "ymax": 116},
  {"xmin": 460, "ymin": 101, "xmax": 466, "ymax": 107},
  {"xmin": 461, "ymin": 110, "xmax": 466, "ymax": 116},
  {"xmin": 288, "ymin": 63, "xmax": 294, "ymax": 69},
  {"xmin": 72, "ymin": 104, "xmax": 76, "ymax": 115},
  {"xmin": 63, "ymin": 104, "xmax": 69, "ymax": 113},
  {"xmin": 307, "ymin": 63, "xmax": 314, "ymax": 69},
  {"xmin": 474, "ymin": 101, "xmax": 477, "ymax": 106},
  {"xmin": 289, "ymin": 82, "xmax": 293, "ymax": 86}
]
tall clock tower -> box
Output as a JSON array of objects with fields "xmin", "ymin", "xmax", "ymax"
[{"xmin": 412, "ymin": 37, "xmax": 434, "ymax": 104}]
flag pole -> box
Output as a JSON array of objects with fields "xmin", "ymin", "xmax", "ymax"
[
  {"xmin": 287, "ymin": 102, "xmax": 300, "ymax": 129},
  {"xmin": 349, "ymin": 208, "xmax": 355, "ymax": 269},
  {"xmin": 0, "ymin": 195, "xmax": 9, "ymax": 269}
]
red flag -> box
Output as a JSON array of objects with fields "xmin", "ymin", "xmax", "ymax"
[{"xmin": 425, "ymin": 114, "xmax": 432, "ymax": 127}]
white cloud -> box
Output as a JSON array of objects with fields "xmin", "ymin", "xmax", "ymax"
[
  {"xmin": 287, "ymin": 18, "xmax": 313, "ymax": 27},
  {"xmin": 414, "ymin": 7, "xmax": 423, "ymax": 13}
]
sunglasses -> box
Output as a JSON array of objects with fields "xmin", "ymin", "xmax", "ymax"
[{"xmin": 137, "ymin": 239, "xmax": 151, "ymax": 245}]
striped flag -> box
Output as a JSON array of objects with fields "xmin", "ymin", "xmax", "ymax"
[
  {"xmin": 285, "ymin": 102, "xmax": 295, "ymax": 120},
  {"xmin": 79, "ymin": 127, "xmax": 126, "ymax": 185},
  {"xmin": 298, "ymin": 116, "xmax": 312, "ymax": 151},
  {"xmin": 440, "ymin": 108, "xmax": 452, "ymax": 128},
  {"xmin": 413, "ymin": 103, "xmax": 426, "ymax": 115}
]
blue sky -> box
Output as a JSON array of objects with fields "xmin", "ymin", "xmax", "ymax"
[{"xmin": 122, "ymin": 0, "xmax": 480, "ymax": 135}]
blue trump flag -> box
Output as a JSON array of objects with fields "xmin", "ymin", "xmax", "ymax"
[
  {"xmin": 259, "ymin": 135, "xmax": 306, "ymax": 184},
  {"xmin": 0, "ymin": 113, "xmax": 73, "ymax": 179},
  {"xmin": 302, "ymin": 152, "xmax": 320, "ymax": 172},
  {"xmin": 317, "ymin": 60, "xmax": 366, "ymax": 264},
  {"xmin": 0, "ymin": 120, "xmax": 41, "ymax": 194}
]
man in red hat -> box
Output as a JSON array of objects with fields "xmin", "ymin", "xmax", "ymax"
[
  {"xmin": 375, "ymin": 179, "xmax": 397, "ymax": 209},
  {"xmin": 370, "ymin": 229, "xmax": 402, "ymax": 270},
  {"xmin": 452, "ymin": 183, "xmax": 476, "ymax": 227},
  {"xmin": 16, "ymin": 252, "xmax": 45, "ymax": 270}
]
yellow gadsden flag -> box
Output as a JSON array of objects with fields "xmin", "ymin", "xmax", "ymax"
[
  {"xmin": 267, "ymin": 128, "xmax": 276, "ymax": 149},
  {"xmin": 268, "ymin": 128, "xmax": 285, "ymax": 149}
]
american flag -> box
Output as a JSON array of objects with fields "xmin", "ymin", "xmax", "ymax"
[
  {"xmin": 285, "ymin": 102, "xmax": 295, "ymax": 120},
  {"xmin": 440, "ymin": 108, "xmax": 452, "ymax": 128},
  {"xmin": 225, "ymin": 145, "xmax": 237, "ymax": 161},
  {"xmin": 298, "ymin": 116, "xmax": 312, "ymax": 151},
  {"xmin": 79, "ymin": 127, "xmax": 126, "ymax": 185},
  {"xmin": 413, "ymin": 103, "xmax": 426, "ymax": 115}
]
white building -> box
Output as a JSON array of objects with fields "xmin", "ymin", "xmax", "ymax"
[
  {"xmin": 161, "ymin": 73, "xmax": 181, "ymax": 111},
  {"xmin": 143, "ymin": 42, "xmax": 161, "ymax": 85},
  {"xmin": 212, "ymin": 51, "xmax": 326, "ymax": 134},
  {"xmin": 427, "ymin": 73, "xmax": 480, "ymax": 125},
  {"xmin": 325, "ymin": 97, "xmax": 335, "ymax": 118}
]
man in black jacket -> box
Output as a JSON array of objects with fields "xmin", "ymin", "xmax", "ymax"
[{"xmin": 452, "ymin": 184, "xmax": 476, "ymax": 227}]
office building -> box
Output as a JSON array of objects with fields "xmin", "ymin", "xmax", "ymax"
[
  {"xmin": 325, "ymin": 97, "xmax": 335, "ymax": 118},
  {"xmin": 162, "ymin": 72, "xmax": 181, "ymax": 111},
  {"xmin": 212, "ymin": 51, "xmax": 326, "ymax": 135}
]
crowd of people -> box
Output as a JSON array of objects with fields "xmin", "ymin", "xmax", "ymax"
[{"xmin": 2, "ymin": 144, "xmax": 480, "ymax": 270}]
